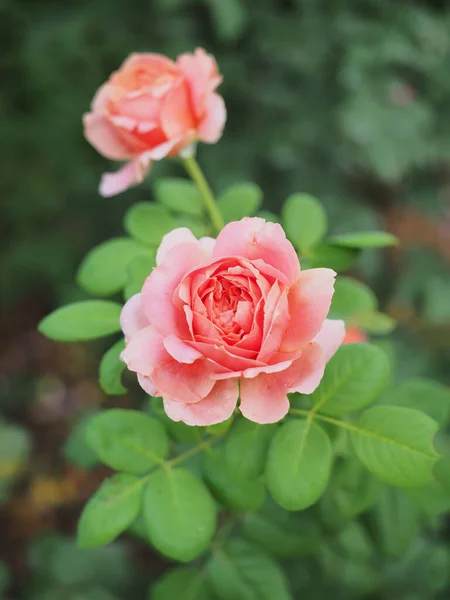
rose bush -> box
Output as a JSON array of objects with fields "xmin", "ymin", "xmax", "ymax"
[
  {"xmin": 83, "ymin": 48, "xmax": 226, "ymax": 197},
  {"xmin": 120, "ymin": 217, "xmax": 345, "ymax": 425}
]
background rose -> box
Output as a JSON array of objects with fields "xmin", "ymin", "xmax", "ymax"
[
  {"xmin": 121, "ymin": 217, "xmax": 345, "ymax": 426},
  {"xmin": 342, "ymin": 326, "xmax": 367, "ymax": 345},
  {"xmin": 83, "ymin": 48, "xmax": 225, "ymax": 197}
]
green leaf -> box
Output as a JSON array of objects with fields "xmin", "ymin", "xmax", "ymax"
[
  {"xmin": 372, "ymin": 486, "xmax": 419, "ymax": 557},
  {"xmin": 243, "ymin": 502, "xmax": 320, "ymax": 558},
  {"xmin": 38, "ymin": 301, "xmax": 122, "ymax": 342},
  {"xmin": 150, "ymin": 399, "xmax": 200, "ymax": 443},
  {"xmin": 206, "ymin": 0, "xmax": 248, "ymax": 41},
  {"xmin": 208, "ymin": 539, "xmax": 292, "ymax": 600},
  {"xmin": 124, "ymin": 253, "xmax": 156, "ymax": 300},
  {"xmin": 174, "ymin": 214, "xmax": 210, "ymax": 238},
  {"xmin": 281, "ymin": 193, "xmax": 327, "ymax": 250},
  {"xmin": 206, "ymin": 416, "xmax": 234, "ymax": 436},
  {"xmin": 86, "ymin": 409, "xmax": 168, "ymax": 474},
  {"xmin": 124, "ymin": 203, "xmax": 176, "ymax": 246},
  {"xmin": 154, "ymin": 177, "xmax": 204, "ymax": 217},
  {"xmin": 203, "ymin": 447, "xmax": 266, "ymax": 512},
  {"xmin": 77, "ymin": 474, "xmax": 142, "ymax": 548},
  {"xmin": 310, "ymin": 343, "xmax": 390, "ymax": 417},
  {"xmin": 63, "ymin": 411, "xmax": 99, "ymax": 470},
  {"xmin": 355, "ymin": 311, "xmax": 396, "ymax": 335},
  {"xmin": 0, "ymin": 561, "xmax": 10, "ymax": 596},
  {"xmin": 308, "ymin": 243, "xmax": 360, "ymax": 272},
  {"xmin": 99, "ymin": 339, "xmax": 126, "ymax": 395},
  {"xmin": 77, "ymin": 238, "xmax": 153, "ymax": 297},
  {"xmin": 151, "ymin": 567, "xmax": 213, "ymax": 600},
  {"xmin": 144, "ymin": 468, "xmax": 216, "ymax": 562},
  {"xmin": 0, "ymin": 421, "xmax": 30, "ymax": 486},
  {"xmin": 332, "ymin": 457, "xmax": 381, "ymax": 518},
  {"xmin": 328, "ymin": 231, "xmax": 398, "ymax": 248},
  {"xmin": 380, "ymin": 378, "xmax": 450, "ymax": 426},
  {"xmin": 434, "ymin": 452, "xmax": 450, "ymax": 496},
  {"xmin": 225, "ymin": 420, "xmax": 276, "ymax": 479},
  {"xmin": 266, "ymin": 420, "xmax": 332, "ymax": 510},
  {"xmin": 329, "ymin": 277, "xmax": 377, "ymax": 320},
  {"xmin": 349, "ymin": 406, "xmax": 439, "ymax": 487},
  {"xmin": 217, "ymin": 183, "xmax": 262, "ymax": 223}
]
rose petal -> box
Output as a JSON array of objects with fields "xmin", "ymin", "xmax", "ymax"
[
  {"xmin": 163, "ymin": 379, "xmax": 238, "ymax": 426},
  {"xmin": 83, "ymin": 113, "xmax": 136, "ymax": 161},
  {"xmin": 198, "ymin": 93, "xmax": 226, "ymax": 143},
  {"xmin": 121, "ymin": 326, "xmax": 214, "ymax": 403},
  {"xmin": 163, "ymin": 334, "xmax": 202, "ymax": 364},
  {"xmin": 142, "ymin": 242, "xmax": 211, "ymax": 336},
  {"xmin": 161, "ymin": 81, "xmax": 195, "ymax": 139},
  {"xmin": 156, "ymin": 228, "xmax": 199, "ymax": 266},
  {"xmin": 239, "ymin": 376, "xmax": 290, "ymax": 424},
  {"xmin": 99, "ymin": 160, "xmax": 149, "ymax": 197},
  {"xmin": 137, "ymin": 375, "xmax": 157, "ymax": 396},
  {"xmin": 213, "ymin": 218, "xmax": 301, "ymax": 285},
  {"xmin": 312, "ymin": 319, "xmax": 345, "ymax": 362},
  {"xmin": 280, "ymin": 268, "xmax": 337, "ymax": 352},
  {"xmin": 120, "ymin": 293, "xmax": 149, "ymax": 341},
  {"xmin": 177, "ymin": 48, "xmax": 222, "ymax": 119}
]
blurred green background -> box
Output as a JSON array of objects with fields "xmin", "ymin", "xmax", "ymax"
[{"xmin": 1, "ymin": 0, "xmax": 449, "ymax": 598}]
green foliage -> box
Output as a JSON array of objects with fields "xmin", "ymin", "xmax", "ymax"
[
  {"xmin": 203, "ymin": 447, "xmax": 266, "ymax": 512},
  {"xmin": 78, "ymin": 474, "xmax": 142, "ymax": 549},
  {"xmin": 143, "ymin": 468, "xmax": 217, "ymax": 562},
  {"xmin": 349, "ymin": 406, "xmax": 439, "ymax": 487},
  {"xmin": 63, "ymin": 411, "xmax": 99, "ymax": 470},
  {"xmin": 77, "ymin": 238, "xmax": 153, "ymax": 297},
  {"xmin": 372, "ymin": 486, "xmax": 419, "ymax": 557},
  {"xmin": 266, "ymin": 420, "xmax": 332, "ymax": 511},
  {"xmin": 99, "ymin": 339, "xmax": 126, "ymax": 395},
  {"xmin": 208, "ymin": 539, "xmax": 292, "ymax": 600},
  {"xmin": 124, "ymin": 203, "xmax": 176, "ymax": 247},
  {"xmin": 150, "ymin": 567, "xmax": 213, "ymax": 600},
  {"xmin": 380, "ymin": 378, "xmax": 450, "ymax": 426},
  {"xmin": 243, "ymin": 501, "xmax": 321, "ymax": 558},
  {"xmin": 309, "ymin": 343, "xmax": 391, "ymax": 416},
  {"xmin": 224, "ymin": 420, "xmax": 275, "ymax": 479},
  {"xmin": 217, "ymin": 183, "xmax": 263, "ymax": 223},
  {"xmin": 0, "ymin": 420, "xmax": 31, "ymax": 504},
  {"xmin": 86, "ymin": 410, "xmax": 169, "ymax": 474},
  {"xmin": 328, "ymin": 232, "xmax": 398, "ymax": 249},
  {"xmin": 329, "ymin": 277, "xmax": 377, "ymax": 320},
  {"xmin": 282, "ymin": 193, "xmax": 327, "ymax": 250},
  {"xmin": 154, "ymin": 177, "xmax": 205, "ymax": 217},
  {"xmin": 123, "ymin": 254, "xmax": 155, "ymax": 300},
  {"xmin": 38, "ymin": 301, "xmax": 122, "ymax": 341}
]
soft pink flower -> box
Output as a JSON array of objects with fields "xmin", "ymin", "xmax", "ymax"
[
  {"xmin": 121, "ymin": 218, "xmax": 345, "ymax": 426},
  {"xmin": 342, "ymin": 326, "xmax": 367, "ymax": 345},
  {"xmin": 83, "ymin": 49, "xmax": 226, "ymax": 197}
]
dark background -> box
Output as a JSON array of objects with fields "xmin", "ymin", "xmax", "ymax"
[{"xmin": 1, "ymin": 0, "xmax": 450, "ymax": 598}]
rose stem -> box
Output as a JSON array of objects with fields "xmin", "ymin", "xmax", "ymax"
[{"xmin": 181, "ymin": 156, "xmax": 225, "ymax": 233}]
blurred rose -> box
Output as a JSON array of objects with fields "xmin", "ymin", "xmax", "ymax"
[
  {"xmin": 84, "ymin": 48, "xmax": 226, "ymax": 197},
  {"xmin": 342, "ymin": 326, "xmax": 367, "ymax": 345},
  {"xmin": 120, "ymin": 218, "xmax": 344, "ymax": 426}
]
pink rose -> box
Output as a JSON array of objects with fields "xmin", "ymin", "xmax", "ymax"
[
  {"xmin": 121, "ymin": 218, "xmax": 345, "ymax": 426},
  {"xmin": 83, "ymin": 48, "xmax": 226, "ymax": 197},
  {"xmin": 342, "ymin": 326, "xmax": 367, "ymax": 345}
]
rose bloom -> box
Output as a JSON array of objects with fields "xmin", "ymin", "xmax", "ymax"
[
  {"xmin": 342, "ymin": 327, "xmax": 367, "ymax": 345},
  {"xmin": 121, "ymin": 218, "xmax": 345, "ymax": 426},
  {"xmin": 83, "ymin": 48, "xmax": 225, "ymax": 197}
]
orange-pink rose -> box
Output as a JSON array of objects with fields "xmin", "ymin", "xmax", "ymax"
[
  {"xmin": 120, "ymin": 218, "xmax": 345, "ymax": 426},
  {"xmin": 342, "ymin": 327, "xmax": 367, "ymax": 345},
  {"xmin": 83, "ymin": 48, "xmax": 225, "ymax": 197}
]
